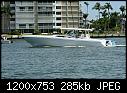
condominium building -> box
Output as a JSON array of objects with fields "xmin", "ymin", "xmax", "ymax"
[{"xmin": 3, "ymin": 1, "xmax": 83, "ymax": 33}]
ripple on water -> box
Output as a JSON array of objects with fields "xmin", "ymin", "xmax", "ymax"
[{"xmin": 1, "ymin": 38, "xmax": 126, "ymax": 79}]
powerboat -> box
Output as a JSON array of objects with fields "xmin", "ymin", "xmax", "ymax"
[
  {"xmin": 22, "ymin": 28, "xmax": 119, "ymax": 47},
  {"xmin": 1, "ymin": 35, "xmax": 12, "ymax": 44}
]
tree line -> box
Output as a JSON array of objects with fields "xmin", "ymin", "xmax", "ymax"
[{"xmin": 83, "ymin": 2, "xmax": 126, "ymax": 34}]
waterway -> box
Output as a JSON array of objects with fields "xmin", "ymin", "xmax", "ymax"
[{"xmin": 1, "ymin": 38, "xmax": 126, "ymax": 79}]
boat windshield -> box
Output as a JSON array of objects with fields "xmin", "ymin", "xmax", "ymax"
[
  {"xmin": 111, "ymin": 41, "xmax": 116, "ymax": 46},
  {"xmin": 59, "ymin": 28, "xmax": 92, "ymax": 38},
  {"xmin": 65, "ymin": 30, "xmax": 79, "ymax": 38}
]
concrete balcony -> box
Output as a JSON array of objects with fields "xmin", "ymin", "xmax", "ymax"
[
  {"xmin": 55, "ymin": 20, "xmax": 62, "ymax": 23},
  {"xmin": 11, "ymin": 10, "xmax": 15, "ymax": 13},
  {"xmin": 38, "ymin": 26, "xmax": 53, "ymax": 29},
  {"xmin": 10, "ymin": 4, "xmax": 15, "ymax": 7},
  {"xmin": 62, "ymin": 20, "xmax": 78, "ymax": 23},
  {"xmin": 10, "ymin": 21, "xmax": 15, "ymax": 24},
  {"xmin": 61, "ymin": 15, "xmax": 80, "ymax": 18},
  {"xmin": 16, "ymin": 16, "xmax": 34, "ymax": 18},
  {"xmin": 15, "ymin": 2, "xmax": 34, "ymax": 6},
  {"xmin": 16, "ymin": 19, "xmax": 34, "ymax": 23},
  {"xmin": 19, "ymin": 26, "xmax": 26, "ymax": 29},
  {"xmin": 10, "ymin": 15, "xmax": 15, "ymax": 18},
  {"xmin": 61, "ymin": 4, "xmax": 79, "ymax": 6},
  {"xmin": 29, "ymin": 26, "xmax": 34, "ymax": 29},
  {"xmin": 38, "ymin": 20, "xmax": 53, "ymax": 23},
  {"xmin": 38, "ymin": 3, "xmax": 53, "ymax": 6},
  {"xmin": 68, "ymin": 20, "xmax": 78, "ymax": 22},
  {"xmin": 16, "ymin": 9, "xmax": 34, "ymax": 12},
  {"xmin": 62, "ymin": 9, "xmax": 78, "ymax": 12},
  {"xmin": 53, "ymin": 26, "xmax": 61, "ymax": 28}
]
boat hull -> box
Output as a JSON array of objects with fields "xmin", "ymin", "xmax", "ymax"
[
  {"xmin": 23, "ymin": 35, "xmax": 104, "ymax": 47},
  {"xmin": 1, "ymin": 40, "xmax": 11, "ymax": 44}
]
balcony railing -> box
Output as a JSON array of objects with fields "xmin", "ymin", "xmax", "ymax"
[
  {"xmin": 38, "ymin": 26, "xmax": 53, "ymax": 29},
  {"xmin": 19, "ymin": 26, "xmax": 26, "ymax": 28}
]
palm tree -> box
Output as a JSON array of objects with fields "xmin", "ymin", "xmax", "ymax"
[
  {"xmin": 83, "ymin": 13, "xmax": 88, "ymax": 28},
  {"xmin": 103, "ymin": 2, "xmax": 113, "ymax": 32},
  {"xmin": 110, "ymin": 11, "xmax": 120, "ymax": 27},
  {"xmin": 92, "ymin": 2, "xmax": 101, "ymax": 19},
  {"xmin": 119, "ymin": 5, "xmax": 126, "ymax": 33},
  {"xmin": 84, "ymin": 2, "xmax": 89, "ymax": 14},
  {"xmin": 1, "ymin": 1, "xmax": 12, "ymax": 33},
  {"xmin": 119, "ymin": 5, "xmax": 126, "ymax": 17},
  {"xmin": 103, "ymin": 3, "xmax": 113, "ymax": 18},
  {"xmin": 84, "ymin": 2, "xmax": 89, "ymax": 28},
  {"xmin": 100, "ymin": 10, "xmax": 108, "ymax": 31}
]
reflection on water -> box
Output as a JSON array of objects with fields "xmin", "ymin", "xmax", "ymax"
[{"xmin": 1, "ymin": 38, "xmax": 126, "ymax": 79}]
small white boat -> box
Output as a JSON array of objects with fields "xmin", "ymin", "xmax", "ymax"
[
  {"xmin": 22, "ymin": 28, "xmax": 123, "ymax": 47},
  {"xmin": 1, "ymin": 36, "xmax": 12, "ymax": 44}
]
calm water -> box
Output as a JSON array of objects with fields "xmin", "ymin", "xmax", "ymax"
[{"xmin": 1, "ymin": 38, "xmax": 126, "ymax": 79}]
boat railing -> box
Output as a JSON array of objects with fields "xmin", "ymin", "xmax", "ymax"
[
  {"xmin": 58, "ymin": 28, "xmax": 94, "ymax": 38},
  {"xmin": 1, "ymin": 36, "xmax": 8, "ymax": 40}
]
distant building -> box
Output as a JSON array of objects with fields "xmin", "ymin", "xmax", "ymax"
[{"xmin": 2, "ymin": 1, "xmax": 83, "ymax": 33}]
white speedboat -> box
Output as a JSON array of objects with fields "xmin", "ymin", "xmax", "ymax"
[
  {"xmin": 22, "ymin": 28, "xmax": 117, "ymax": 47},
  {"xmin": 1, "ymin": 36, "xmax": 12, "ymax": 44}
]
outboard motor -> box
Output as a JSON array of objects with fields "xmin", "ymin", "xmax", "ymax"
[{"xmin": 105, "ymin": 40, "xmax": 116, "ymax": 47}]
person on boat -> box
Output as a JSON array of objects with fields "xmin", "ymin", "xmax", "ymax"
[
  {"xmin": 80, "ymin": 33, "xmax": 84, "ymax": 39},
  {"xmin": 106, "ymin": 41, "xmax": 110, "ymax": 46}
]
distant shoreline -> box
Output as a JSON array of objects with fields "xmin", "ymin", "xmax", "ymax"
[
  {"xmin": 90, "ymin": 34, "xmax": 125, "ymax": 38},
  {"xmin": 91, "ymin": 35, "xmax": 125, "ymax": 38}
]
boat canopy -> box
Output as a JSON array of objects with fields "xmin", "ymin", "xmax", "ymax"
[{"xmin": 59, "ymin": 28, "xmax": 94, "ymax": 31}]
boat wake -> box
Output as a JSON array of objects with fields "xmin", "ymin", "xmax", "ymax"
[{"xmin": 114, "ymin": 45, "xmax": 126, "ymax": 47}]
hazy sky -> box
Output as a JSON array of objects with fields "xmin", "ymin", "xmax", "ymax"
[{"xmin": 80, "ymin": 1, "xmax": 126, "ymax": 20}]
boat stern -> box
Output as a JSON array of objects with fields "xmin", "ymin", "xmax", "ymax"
[{"xmin": 101, "ymin": 40, "xmax": 116, "ymax": 47}]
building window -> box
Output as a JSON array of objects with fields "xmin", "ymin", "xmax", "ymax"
[
  {"xmin": 56, "ymin": 23, "xmax": 61, "ymax": 26},
  {"xmin": 38, "ymin": 23, "xmax": 54, "ymax": 26},
  {"xmin": 10, "ymin": 1, "xmax": 15, "ymax": 4},
  {"xmin": 38, "ymin": 12, "xmax": 52, "ymax": 16},
  {"xmin": 56, "ymin": 17, "xmax": 61, "ymax": 20},
  {"xmin": 46, "ymin": 7, "xmax": 52, "ymax": 10},
  {"xmin": 19, "ymin": 24, "xmax": 26, "ymax": 28},
  {"xmin": 56, "ymin": 12, "xmax": 61, "ymax": 15},
  {"xmin": 10, "ymin": 7, "xmax": 15, "ymax": 10},
  {"xmin": 28, "ymin": 7, "xmax": 33, "ymax": 11},
  {"xmin": 56, "ymin": 6, "xmax": 61, "ymax": 9},
  {"xmin": 38, "ymin": 1, "xmax": 42, "ymax": 4},
  {"xmin": 29, "ymin": 24, "xmax": 34, "ymax": 28},
  {"xmin": 38, "ymin": 12, "xmax": 43, "ymax": 14},
  {"xmin": 19, "ymin": 7, "xmax": 25, "ymax": 11},
  {"xmin": 38, "ymin": 7, "xmax": 42, "ymax": 10},
  {"xmin": 10, "ymin": 18, "xmax": 15, "ymax": 21}
]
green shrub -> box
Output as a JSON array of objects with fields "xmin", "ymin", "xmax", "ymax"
[
  {"xmin": 33, "ymin": 30, "xmax": 41, "ymax": 35},
  {"xmin": 7, "ymin": 30, "xmax": 21, "ymax": 35},
  {"xmin": 113, "ymin": 26, "xmax": 120, "ymax": 32}
]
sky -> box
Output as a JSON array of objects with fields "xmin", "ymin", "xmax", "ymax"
[{"xmin": 80, "ymin": 1, "xmax": 126, "ymax": 20}]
